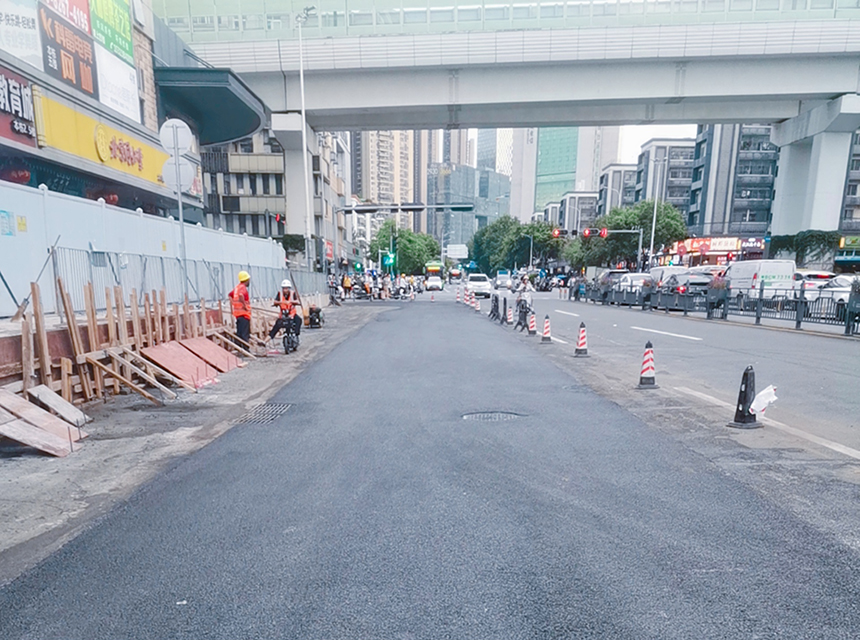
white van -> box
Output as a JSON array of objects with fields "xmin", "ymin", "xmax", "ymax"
[{"xmin": 723, "ymin": 259, "xmax": 796, "ymax": 300}]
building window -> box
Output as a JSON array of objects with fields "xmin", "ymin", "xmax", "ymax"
[
  {"xmin": 704, "ymin": 0, "xmax": 726, "ymax": 9},
  {"xmin": 210, "ymin": 174, "xmax": 217, "ymax": 194},
  {"xmin": 238, "ymin": 215, "xmax": 246, "ymax": 234},
  {"xmin": 729, "ymin": 0, "xmax": 753, "ymax": 9},
  {"xmin": 274, "ymin": 174, "xmax": 283, "ymax": 195},
  {"xmin": 845, "ymin": 207, "xmax": 860, "ymax": 220},
  {"xmin": 192, "ymin": 15, "xmax": 214, "ymax": 31},
  {"xmin": 251, "ymin": 215, "xmax": 259, "ymax": 236},
  {"xmin": 249, "ymin": 174, "xmax": 257, "ymax": 195},
  {"xmin": 484, "ymin": 5, "xmax": 510, "ymax": 18},
  {"xmin": 512, "ymin": 3, "xmax": 538, "ymax": 18},
  {"xmin": 403, "ymin": 8, "xmax": 427, "ymax": 23},
  {"xmin": 243, "ymin": 14, "xmax": 265, "ymax": 30},
  {"xmin": 349, "ymin": 10, "xmax": 373, "ymax": 25},
  {"xmin": 223, "ymin": 176, "xmax": 231, "ymax": 195},
  {"xmin": 756, "ymin": 0, "xmax": 779, "ymax": 8},
  {"xmin": 263, "ymin": 175, "xmax": 271, "ymax": 195},
  {"xmin": 668, "ymin": 168, "xmax": 693, "ymax": 179},
  {"xmin": 217, "ymin": 15, "xmax": 240, "ymax": 30},
  {"xmin": 540, "ymin": 2, "xmax": 565, "ymax": 16},
  {"xmin": 266, "ymin": 14, "xmax": 287, "ymax": 29},
  {"xmin": 167, "ymin": 16, "xmax": 189, "ymax": 31},
  {"xmin": 669, "ymin": 147, "xmax": 694, "ymax": 160},
  {"xmin": 320, "ymin": 11, "xmax": 343, "ymax": 26},
  {"xmin": 848, "ymin": 183, "xmax": 859, "ymax": 196},
  {"xmin": 377, "ymin": 9, "xmax": 401, "ymax": 23},
  {"xmin": 223, "ymin": 196, "xmax": 240, "ymax": 212},
  {"xmin": 458, "ymin": 6, "xmax": 482, "ymax": 20},
  {"xmin": 237, "ymin": 139, "xmax": 253, "ymax": 153},
  {"xmin": 851, "ymin": 159, "xmax": 860, "ymax": 171},
  {"xmin": 429, "ymin": 8, "xmax": 455, "ymax": 22}
]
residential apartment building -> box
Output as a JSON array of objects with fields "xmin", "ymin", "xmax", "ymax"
[
  {"xmin": 559, "ymin": 192, "xmax": 600, "ymax": 232},
  {"xmin": 575, "ymin": 127, "xmax": 622, "ymax": 192},
  {"xmin": 688, "ymin": 124, "xmax": 778, "ymax": 238},
  {"xmin": 351, "ymin": 130, "xmax": 414, "ymax": 205},
  {"xmin": 477, "ymin": 128, "xmax": 514, "ymax": 177},
  {"xmin": 635, "ymin": 139, "xmax": 696, "ymax": 219},
  {"xmin": 597, "ymin": 164, "xmax": 637, "ymax": 217},
  {"xmin": 836, "ymin": 129, "xmax": 860, "ymax": 272}
]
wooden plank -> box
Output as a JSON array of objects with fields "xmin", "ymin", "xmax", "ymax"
[
  {"xmin": 160, "ymin": 290, "xmax": 169, "ymax": 344},
  {"xmin": 0, "ymin": 388, "xmax": 86, "ymax": 441},
  {"xmin": 172, "ymin": 303, "xmax": 181, "ymax": 342},
  {"xmin": 198, "ymin": 298, "xmax": 207, "ymax": 337},
  {"xmin": 60, "ymin": 358, "xmax": 72, "ymax": 402},
  {"xmin": 179, "ymin": 337, "xmax": 241, "ymax": 373},
  {"xmin": 129, "ymin": 289, "xmax": 142, "ymax": 349},
  {"xmin": 30, "ymin": 282, "xmax": 53, "ymax": 387},
  {"xmin": 86, "ymin": 357, "xmax": 162, "ymax": 406},
  {"xmin": 141, "ymin": 343, "xmax": 219, "ymax": 388},
  {"xmin": 210, "ymin": 331, "xmax": 255, "ymax": 359},
  {"xmin": 151, "ymin": 290, "xmax": 161, "ymax": 344},
  {"xmin": 0, "ymin": 417, "xmax": 71, "ymax": 457},
  {"xmin": 144, "ymin": 292, "xmax": 154, "ymax": 347},
  {"xmin": 106, "ymin": 351, "xmax": 177, "ymax": 400},
  {"xmin": 114, "ymin": 286, "xmax": 132, "ymax": 381},
  {"xmin": 84, "ymin": 283, "xmax": 99, "ymax": 351},
  {"xmin": 57, "ymin": 278, "xmax": 93, "ymax": 401},
  {"xmin": 27, "ymin": 384, "xmax": 90, "ymax": 427},
  {"xmin": 120, "ymin": 347, "xmax": 196, "ymax": 393},
  {"xmin": 21, "ymin": 313, "xmax": 33, "ymax": 393},
  {"xmin": 183, "ymin": 295, "xmax": 192, "ymax": 340}
]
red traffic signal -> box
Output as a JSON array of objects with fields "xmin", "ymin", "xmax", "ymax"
[
  {"xmin": 582, "ymin": 228, "xmax": 591, "ymax": 238},
  {"xmin": 599, "ymin": 227, "xmax": 608, "ymax": 238},
  {"xmin": 552, "ymin": 228, "xmax": 561, "ymax": 238}
]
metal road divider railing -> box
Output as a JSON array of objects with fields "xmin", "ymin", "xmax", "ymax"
[
  {"xmin": 53, "ymin": 247, "xmax": 327, "ymax": 313},
  {"xmin": 578, "ymin": 282, "xmax": 860, "ymax": 336}
]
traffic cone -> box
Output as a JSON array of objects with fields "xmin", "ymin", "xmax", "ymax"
[
  {"xmin": 475, "ymin": 298, "xmax": 481, "ymax": 313},
  {"xmin": 431, "ymin": 292, "xmax": 435, "ymax": 303},
  {"xmin": 507, "ymin": 306, "xmax": 514, "ymax": 325},
  {"xmin": 727, "ymin": 365, "xmax": 761, "ymax": 429},
  {"xmin": 541, "ymin": 315, "xmax": 552, "ymax": 343},
  {"xmin": 636, "ymin": 341, "xmax": 658, "ymax": 389},
  {"xmin": 574, "ymin": 322, "xmax": 589, "ymax": 357},
  {"xmin": 456, "ymin": 287, "xmax": 460, "ymax": 303},
  {"xmin": 411, "ymin": 291, "xmax": 415, "ymax": 301},
  {"xmin": 528, "ymin": 313, "xmax": 537, "ymax": 336}
]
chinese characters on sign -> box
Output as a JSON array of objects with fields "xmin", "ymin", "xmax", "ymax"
[
  {"xmin": 39, "ymin": 4, "xmax": 99, "ymax": 98},
  {"xmin": 110, "ymin": 135, "xmax": 142, "ymax": 170},
  {"xmin": 42, "ymin": 0, "xmax": 90, "ymax": 33},
  {"xmin": 89, "ymin": 0, "xmax": 132, "ymax": 65},
  {"xmin": 0, "ymin": 64, "xmax": 36, "ymax": 146},
  {"xmin": 0, "ymin": 0, "xmax": 43, "ymax": 70}
]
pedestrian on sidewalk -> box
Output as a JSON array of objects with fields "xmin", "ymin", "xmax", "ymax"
[
  {"xmin": 229, "ymin": 270, "xmax": 252, "ymax": 344},
  {"xmin": 269, "ymin": 279, "xmax": 301, "ymax": 347}
]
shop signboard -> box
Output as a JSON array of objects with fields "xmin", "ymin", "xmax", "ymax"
[
  {"xmin": 709, "ymin": 237, "xmax": 740, "ymax": 253},
  {"xmin": 841, "ymin": 236, "xmax": 860, "ymax": 248},
  {"xmin": 88, "ymin": 0, "xmax": 132, "ymax": 65},
  {"xmin": 0, "ymin": 63, "xmax": 36, "ymax": 146},
  {"xmin": 741, "ymin": 238, "xmax": 765, "ymax": 251},
  {"xmin": 325, "ymin": 240, "xmax": 334, "ymax": 261},
  {"xmin": 41, "ymin": 0, "xmax": 90, "ymax": 33},
  {"xmin": 0, "ymin": 0, "xmax": 42, "ymax": 70},
  {"xmin": 94, "ymin": 42, "xmax": 137, "ymax": 122},
  {"xmin": 38, "ymin": 3, "xmax": 98, "ymax": 99},
  {"xmin": 37, "ymin": 94, "xmax": 168, "ymax": 185}
]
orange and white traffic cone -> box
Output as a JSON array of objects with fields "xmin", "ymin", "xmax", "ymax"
[
  {"xmin": 456, "ymin": 287, "xmax": 460, "ymax": 303},
  {"xmin": 528, "ymin": 313, "xmax": 537, "ymax": 336},
  {"xmin": 574, "ymin": 322, "xmax": 589, "ymax": 357},
  {"xmin": 431, "ymin": 292, "xmax": 435, "ymax": 302},
  {"xmin": 541, "ymin": 314, "xmax": 552, "ymax": 343},
  {"xmin": 636, "ymin": 341, "xmax": 659, "ymax": 389},
  {"xmin": 507, "ymin": 306, "xmax": 514, "ymax": 325},
  {"xmin": 475, "ymin": 298, "xmax": 481, "ymax": 313},
  {"xmin": 471, "ymin": 292, "xmax": 477, "ymax": 309},
  {"xmin": 411, "ymin": 290, "xmax": 415, "ymax": 301}
]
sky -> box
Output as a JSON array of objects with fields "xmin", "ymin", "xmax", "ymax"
[{"xmin": 618, "ymin": 125, "xmax": 698, "ymax": 163}]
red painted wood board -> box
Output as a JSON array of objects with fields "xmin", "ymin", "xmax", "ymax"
[
  {"xmin": 141, "ymin": 343, "xmax": 219, "ymax": 388},
  {"xmin": 0, "ymin": 416, "xmax": 71, "ymax": 457},
  {"xmin": 0, "ymin": 389, "xmax": 86, "ymax": 441},
  {"xmin": 179, "ymin": 338, "xmax": 241, "ymax": 373}
]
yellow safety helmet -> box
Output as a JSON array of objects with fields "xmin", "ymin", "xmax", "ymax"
[{"xmin": 238, "ymin": 270, "xmax": 250, "ymax": 282}]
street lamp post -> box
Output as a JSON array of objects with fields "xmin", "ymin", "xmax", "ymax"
[
  {"xmin": 523, "ymin": 234, "xmax": 534, "ymax": 269},
  {"xmin": 648, "ymin": 157, "xmax": 668, "ymax": 268},
  {"xmin": 296, "ymin": 6, "xmax": 315, "ymax": 271}
]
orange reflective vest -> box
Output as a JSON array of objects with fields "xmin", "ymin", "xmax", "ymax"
[
  {"xmin": 276, "ymin": 290, "xmax": 298, "ymax": 318},
  {"xmin": 230, "ymin": 283, "xmax": 251, "ymax": 319}
]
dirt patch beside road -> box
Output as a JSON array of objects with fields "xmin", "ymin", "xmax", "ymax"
[{"xmin": 0, "ymin": 302, "xmax": 388, "ymax": 586}]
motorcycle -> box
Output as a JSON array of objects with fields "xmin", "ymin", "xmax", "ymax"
[{"xmin": 514, "ymin": 290, "xmax": 534, "ymax": 331}]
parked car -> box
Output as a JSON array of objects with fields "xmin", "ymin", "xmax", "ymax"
[
  {"xmin": 661, "ymin": 272, "xmax": 714, "ymax": 295},
  {"xmin": 648, "ymin": 266, "xmax": 689, "ymax": 288},
  {"xmin": 426, "ymin": 276, "xmax": 443, "ymax": 291},
  {"xmin": 802, "ymin": 274, "xmax": 858, "ymax": 319},
  {"xmin": 794, "ymin": 269, "xmax": 836, "ymax": 295},
  {"xmin": 687, "ymin": 265, "xmax": 725, "ymax": 278},
  {"xmin": 612, "ymin": 273, "xmax": 651, "ymax": 292},
  {"xmin": 466, "ymin": 273, "xmax": 493, "ymax": 298},
  {"xmin": 597, "ymin": 269, "xmax": 629, "ymax": 287},
  {"xmin": 723, "ymin": 259, "xmax": 796, "ymax": 301}
]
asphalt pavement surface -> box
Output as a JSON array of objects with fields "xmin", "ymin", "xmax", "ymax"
[{"xmin": 2, "ymin": 294, "xmax": 860, "ymax": 639}]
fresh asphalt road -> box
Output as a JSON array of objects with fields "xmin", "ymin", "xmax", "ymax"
[
  {"xmin": 3, "ymin": 296, "xmax": 860, "ymax": 639},
  {"xmin": 499, "ymin": 289, "xmax": 859, "ymax": 443}
]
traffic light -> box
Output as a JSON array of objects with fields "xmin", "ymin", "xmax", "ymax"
[
  {"xmin": 582, "ymin": 228, "xmax": 606, "ymax": 238},
  {"xmin": 552, "ymin": 228, "xmax": 560, "ymax": 238},
  {"xmin": 354, "ymin": 262, "xmax": 363, "ymax": 271},
  {"xmin": 599, "ymin": 227, "xmax": 608, "ymax": 238},
  {"xmin": 582, "ymin": 228, "xmax": 592, "ymax": 238}
]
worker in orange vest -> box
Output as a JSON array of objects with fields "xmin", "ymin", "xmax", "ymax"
[
  {"xmin": 269, "ymin": 279, "xmax": 302, "ymax": 347},
  {"xmin": 228, "ymin": 270, "xmax": 251, "ymax": 343}
]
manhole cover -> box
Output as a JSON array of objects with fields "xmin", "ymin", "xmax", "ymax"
[
  {"xmin": 233, "ymin": 403, "xmax": 292, "ymax": 425},
  {"xmin": 462, "ymin": 411, "xmax": 524, "ymax": 422}
]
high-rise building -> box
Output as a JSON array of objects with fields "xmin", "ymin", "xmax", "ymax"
[
  {"xmin": 558, "ymin": 192, "xmax": 600, "ymax": 232},
  {"xmin": 534, "ymin": 128, "xmax": 579, "ymax": 212},
  {"xmin": 477, "ymin": 129, "xmax": 514, "ymax": 176},
  {"xmin": 510, "ymin": 128, "xmax": 539, "ymax": 222},
  {"xmin": 350, "ymin": 130, "xmax": 414, "ymax": 205},
  {"xmin": 443, "ymin": 130, "xmax": 470, "ymax": 165},
  {"xmin": 635, "ymin": 138, "xmax": 696, "ymax": 219},
  {"xmin": 576, "ymin": 127, "xmax": 622, "ymax": 192},
  {"xmin": 597, "ymin": 164, "xmax": 638, "ymax": 217},
  {"xmin": 476, "ymin": 130, "xmax": 497, "ymax": 172},
  {"xmin": 688, "ymin": 124, "xmax": 779, "ymax": 238}
]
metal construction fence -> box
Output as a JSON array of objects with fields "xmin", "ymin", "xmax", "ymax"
[
  {"xmin": 572, "ymin": 283, "xmax": 860, "ymax": 336},
  {"xmin": 53, "ymin": 247, "xmax": 328, "ymax": 313}
]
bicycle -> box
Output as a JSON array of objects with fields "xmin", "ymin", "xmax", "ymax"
[{"xmin": 282, "ymin": 321, "xmax": 300, "ymax": 354}]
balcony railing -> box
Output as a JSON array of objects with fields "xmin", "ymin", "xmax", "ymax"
[{"xmin": 840, "ymin": 218, "xmax": 860, "ymax": 232}]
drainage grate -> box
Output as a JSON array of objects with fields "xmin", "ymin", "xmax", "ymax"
[
  {"xmin": 233, "ymin": 403, "xmax": 292, "ymax": 425},
  {"xmin": 462, "ymin": 411, "xmax": 524, "ymax": 422}
]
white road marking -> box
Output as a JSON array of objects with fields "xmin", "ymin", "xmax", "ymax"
[
  {"xmin": 630, "ymin": 326, "xmax": 703, "ymax": 341},
  {"xmin": 554, "ymin": 309, "xmax": 580, "ymax": 317},
  {"xmin": 674, "ymin": 386, "xmax": 860, "ymax": 461},
  {"xmin": 551, "ymin": 336, "xmax": 569, "ymax": 344}
]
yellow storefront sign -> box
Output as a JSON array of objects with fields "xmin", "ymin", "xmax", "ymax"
[{"xmin": 35, "ymin": 95, "xmax": 169, "ymax": 186}]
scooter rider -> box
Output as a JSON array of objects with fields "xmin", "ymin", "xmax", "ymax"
[{"xmin": 270, "ymin": 279, "xmax": 302, "ymax": 346}]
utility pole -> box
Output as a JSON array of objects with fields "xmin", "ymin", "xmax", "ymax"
[{"xmin": 297, "ymin": 6, "xmax": 315, "ymax": 271}]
